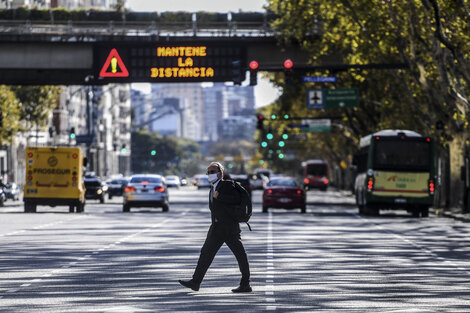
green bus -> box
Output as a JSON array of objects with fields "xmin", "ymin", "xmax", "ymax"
[{"xmin": 353, "ymin": 130, "xmax": 435, "ymax": 217}]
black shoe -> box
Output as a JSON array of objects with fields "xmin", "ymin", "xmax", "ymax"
[
  {"xmin": 231, "ymin": 285, "xmax": 252, "ymax": 293},
  {"xmin": 178, "ymin": 279, "xmax": 200, "ymax": 291}
]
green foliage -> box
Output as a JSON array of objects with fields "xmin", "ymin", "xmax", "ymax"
[
  {"xmin": 12, "ymin": 86, "xmax": 62, "ymax": 128},
  {"xmin": 131, "ymin": 131, "xmax": 201, "ymax": 176},
  {"xmin": 0, "ymin": 86, "xmax": 21, "ymax": 145},
  {"xmin": 264, "ymin": 0, "xmax": 470, "ymax": 175}
]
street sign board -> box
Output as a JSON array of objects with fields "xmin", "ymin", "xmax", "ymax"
[
  {"xmin": 302, "ymin": 76, "xmax": 337, "ymax": 83},
  {"xmin": 307, "ymin": 88, "xmax": 359, "ymax": 109},
  {"xmin": 300, "ymin": 119, "xmax": 331, "ymax": 133},
  {"xmin": 95, "ymin": 43, "xmax": 246, "ymax": 83}
]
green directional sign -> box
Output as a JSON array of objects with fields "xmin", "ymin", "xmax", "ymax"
[
  {"xmin": 325, "ymin": 88, "xmax": 359, "ymax": 108},
  {"xmin": 307, "ymin": 88, "xmax": 359, "ymax": 109},
  {"xmin": 300, "ymin": 119, "xmax": 331, "ymax": 133}
]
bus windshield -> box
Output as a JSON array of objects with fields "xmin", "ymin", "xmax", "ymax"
[
  {"xmin": 307, "ymin": 164, "xmax": 327, "ymax": 176},
  {"xmin": 373, "ymin": 140, "xmax": 430, "ymax": 171}
]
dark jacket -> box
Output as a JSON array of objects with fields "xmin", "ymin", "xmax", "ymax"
[{"xmin": 209, "ymin": 179, "xmax": 241, "ymax": 233}]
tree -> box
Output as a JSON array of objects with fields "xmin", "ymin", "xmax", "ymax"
[
  {"xmin": 266, "ymin": 0, "xmax": 470, "ymax": 206},
  {"xmin": 12, "ymin": 86, "xmax": 62, "ymax": 129},
  {"xmin": 0, "ymin": 86, "xmax": 21, "ymax": 145}
]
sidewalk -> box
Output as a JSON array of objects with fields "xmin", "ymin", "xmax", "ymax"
[{"xmin": 435, "ymin": 207, "xmax": 470, "ymax": 223}]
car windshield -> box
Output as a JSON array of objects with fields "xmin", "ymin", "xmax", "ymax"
[
  {"xmin": 131, "ymin": 176, "xmax": 162, "ymax": 184},
  {"xmin": 268, "ymin": 178, "xmax": 298, "ymax": 187}
]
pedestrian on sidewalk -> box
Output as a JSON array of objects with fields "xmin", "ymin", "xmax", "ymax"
[{"xmin": 179, "ymin": 161, "xmax": 251, "ymax": 293}]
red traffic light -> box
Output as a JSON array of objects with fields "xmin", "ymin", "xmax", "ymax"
[
  {"xmin": 249, "ymin": 60, "xmax": 259, "ymax": 70},
  {"xmin": 257, "ymin": 114, "xmax": 264, "ymax": 120},
  {"xmin": 283, "ymin": 59, "xmax": 293, "ymax": 69}
]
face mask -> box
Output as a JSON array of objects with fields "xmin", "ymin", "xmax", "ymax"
[{"xmin": 208, "ymin": 173, "xmax": 219, "ymax": 183}]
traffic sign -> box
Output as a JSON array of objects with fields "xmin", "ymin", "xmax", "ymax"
[
  {"xmin": 95, "ymin": 43, "xmax": 245, "ymax": 83},
  {"xmin": 300, "ymin": 119, "xmax": 331, "ymax": 133},
  {"xmin": 302, "ymin": 76, "xmax": 337, "ymax": 83},
  {"xmin": 307, "ymin": 89, "xmax": 324, "ymax": 109},
  {"xmin": 99, "ymin": 48, "xmax": 129, "ymax": 78},
  {"xmin": 307, "ymin": 88, "xmax": 359, "ymax": 109}
]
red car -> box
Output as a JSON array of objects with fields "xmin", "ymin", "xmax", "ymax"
[{"xmin": 262, "ymin": 177, "xmax": 306, "ymax": 213}]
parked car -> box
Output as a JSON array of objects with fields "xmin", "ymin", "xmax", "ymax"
[
  {"xmin": 105, "ymin": 178, "xmax": 129, "ymax": 199},
  {"xmin": 262, "ymin": 177, "xmax": 306, "ymax": 213},
  {"xmin": 123, "ymin": 174, "xmax": 169, "ymax": 212},
  {"xmin": 231, "ymin": 174, "xmax": 252, "ymax": 197},
  {"xmin": 4, "ymin": 182, "xmax": 20, "ymax": 201},
  {"xmin": 197, "ymin": 176, "xmax": 211, "ymax": 189},
  {"xmin": 165, "ymin": 175, "xmax": 181, "ymax": 188},
  {"xmin": 84, "ymin": 177, "xmax": 108, "ymax": 203}
]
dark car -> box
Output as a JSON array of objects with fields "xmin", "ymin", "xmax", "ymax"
[
  {"xmin": 262, "ymin": 177, "xmax": 306, "ymax": 213},
  {"xmin": 231, "ymin": 174, "xmax": 252, "ymax": 197},
  {"xmin": 4, "ymin": 182, "xmax": 20, "ymax": 201},
  {"xmin": 84, "ymin": 177, "xmax": 107, "ymax": 203},
  {"xmin": 105, "ymin": 178, "xmax": 129, "ymax": 199}
]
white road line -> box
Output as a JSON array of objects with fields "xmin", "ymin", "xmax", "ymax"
[
  {"xmin": 0, "ymin": 210, "xmax": 190, "ymax": 299},
  {"xmin": 266, "ymin": 211, "xmax": 276, "ymax": 311},
  {"xmin": 353, "ymin": 213, "xmax": 470, "ymax": 275}
]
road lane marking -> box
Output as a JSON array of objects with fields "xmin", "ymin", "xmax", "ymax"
[
  {"xmin": 265, "ymin": 211, "xmax": 276, "ymax": 311},
  {"xmin": 353, "ymin": 212, "xmax": 470, "ymax": 275},
  {"xmin": 0, "ymin": 209, "xmax": 191, "ymax": 299}
]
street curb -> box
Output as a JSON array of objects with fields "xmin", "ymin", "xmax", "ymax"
[{"xmin": 434, "ymin": 209, "xmax": 470, "ymax": 223}]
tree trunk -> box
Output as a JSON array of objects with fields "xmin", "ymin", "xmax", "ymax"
[{"xmin": 448, "ymin": 133, "xmax": 466, "ymax": 209}]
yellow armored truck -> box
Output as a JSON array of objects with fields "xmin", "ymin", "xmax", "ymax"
[{"xmin": 24, "ymin": 147, "xmax": 86, "ymax": 213}]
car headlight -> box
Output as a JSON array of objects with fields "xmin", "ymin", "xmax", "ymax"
[{"xmin": 97, "ymin": 189, "xmax": 102, "ymax": 195}]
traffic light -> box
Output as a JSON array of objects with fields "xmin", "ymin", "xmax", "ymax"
[
  {"xmin": 270, "ymin": 114, "xmax": 277, "ymax": 120},
  {"xmin": 69, "ymin": 127, "xmax": 76, "ymax": 139},
  {"xmin": 151, "ymin": 150, "xmax": 157, "ymax": 156},
  {"xmin": 283, "ymin": 59, "xmax": 294, "ymax": 84},
  {"xmin": 278, "ymin": 140, "xmax": 285, "ymax": 147},
  {"xmin": 261, "ymin": 141, "xmax": 268, "ymax": 148},
  {"xmin": 121, "ymin": 144, "xmax": 127, "ymax": 153},
  {"xmin": 283, "ymin": 114, "xmax": 290, "ymax": 120},
  {"xmin": 232, "ymin": 60, "xmax": 242, "ymax": 85},
  {"xmin": 256, "ymin": 113, "xmax": 264, "ymax": 130},
  {"xmin": 249, "ymin": 60, "xmax": 258, "ymax": 86},
  {"xmin": 266, "ymin": 132, "xmax": 274, "ymax": 140}
]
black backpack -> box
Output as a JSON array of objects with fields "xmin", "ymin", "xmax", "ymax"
[{"xmin": 231, "ymin": 181, "xmax": 252, "ymax": 231}]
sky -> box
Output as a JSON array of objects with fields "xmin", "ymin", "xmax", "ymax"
[{"xmin": 126, "ymin": 0, "xmax": 281, "ymax": 108}]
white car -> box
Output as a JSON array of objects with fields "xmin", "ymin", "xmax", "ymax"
[
  {"xmin": 165, "ymin": 175, "xmax": 181, "ymax": 188},
  {"xmin": 123, "ymin": 174, "xmax": 169, "ymax": 212}
]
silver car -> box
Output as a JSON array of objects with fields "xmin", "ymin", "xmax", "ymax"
[{"xmin": 123, "ymin": 174, "xmax": 169, "ymax": 212}]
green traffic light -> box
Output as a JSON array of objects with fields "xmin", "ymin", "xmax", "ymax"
[
  {"xmin": 271, "ymin": 114, "xmax": 277, "ymax": 120},
  {"xmin": 70, "ymin": 134, "xmax": 76, "ymax": 139},
  {"xmin": 259, "ymin": 160, "xmax": 264, "ymax": 165},
  {"xmin": 278, "ymin": 141, "xmax": 285, "ymax": 147},
  {"xmin": 151, "ymin": 150, "xmax": 156, "ymax": 156},
  {"xmin": 261, "ymin": 141, "xmax": 268, "ymax": 148},
  {"xmin": 282, "ymin": 133, "xmax": 288, "ymax": 140},
  {"xmin": 266, "ymin": 133, "xmax": 274, "ymax": 140},
  {"xmin": 121, "ymin": 148, "xmax": 127, "ymax": 153},
  {"xmin": 283, "ymin": 114, "xmax": 289, "ymax": 120},
  {"xmin": 278, "ymin": 153, "xmax": 285, "ymax": 159}
]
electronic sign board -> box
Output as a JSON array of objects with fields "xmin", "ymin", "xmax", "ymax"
[{"xmin": 94, "ymin": 43, "xmax": 246, "ymax": 83}]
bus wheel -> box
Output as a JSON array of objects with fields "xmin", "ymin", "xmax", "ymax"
[
  {"xmin": 262, "ymin": 206, "xmax": 268, "ymax": 213},
  {"xmin": 69, "ymin": 205, "xmax": 75, "ymax": 213},
  {"xmin": 412, "ymin": 209, "xmax": 420, "ymax": 218}
]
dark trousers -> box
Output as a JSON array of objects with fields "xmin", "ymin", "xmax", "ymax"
[{"xmin": 192, "ymin": 223, "xmax": 250, "ymax": 285}]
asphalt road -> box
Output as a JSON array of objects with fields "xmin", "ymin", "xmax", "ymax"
[{"xmin": 1, "ymin": 187, "xmax": 470, "ymax": 312}]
